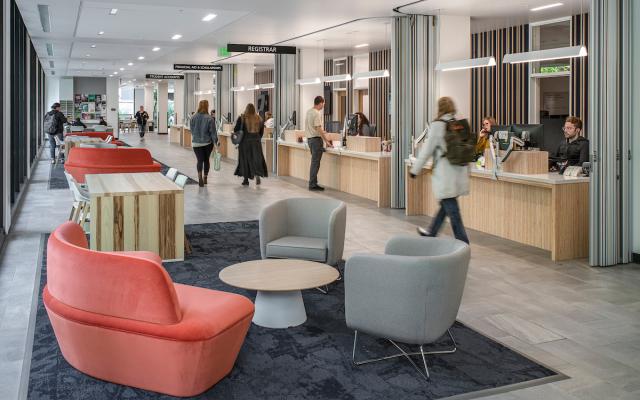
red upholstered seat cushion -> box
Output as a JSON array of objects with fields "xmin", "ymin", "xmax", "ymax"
[{"xmin": 64, "ymin": 148, "xmax": 161, "ymax": 182}]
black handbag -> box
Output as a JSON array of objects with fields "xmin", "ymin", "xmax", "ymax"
[{"xmin": 231, "ymin": 117, "xmax": 244, "ymax": 145}]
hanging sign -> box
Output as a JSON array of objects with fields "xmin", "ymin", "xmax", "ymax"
[
  {"xmin": 174, "ymin": 64, "xmax": 223, "ymax": 71},
  {"xmin": 145, "ymin": 74, "xmax": 185, "ymax": 80},
  {"xmin": 227, "ymin": 43, "xmax": 296, "ymax": 55}
]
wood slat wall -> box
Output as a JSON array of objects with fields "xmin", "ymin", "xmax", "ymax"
[
  {"xmin": 571, "ymin": 13, "xmax": 589, "ymax": 134},
  {"xmin": 471, "ymin": 24, "xmax": 530, "ymax": 132},
  {"xmin": 369, "ymin": 49, "xmax": 391, "ymax": 140}
]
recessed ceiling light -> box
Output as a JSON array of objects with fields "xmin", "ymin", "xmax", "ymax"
[
  {"xmin": 127, "ymin": 62, "xmax": 133, "ymax": 66},
  {"xmin": 152, "ymin": 47, "xmax": 161, "ymax": 52},
  {"xmin": 120, "ymin": 67, "xmax": 124, "ymax": 71},
  {"xmin": 98, "ymin": 31, "xmax": 105, "ymax": 35},
  {"xmin": 109, "ymin": 75, "xmax": 113, "ymax": 77},
  {"xmin": 90, "ymin": 44, "xmax": 96, "ymax": 48},
  {"xmin": 530, "ymin": 2, "xmax": 563, "ymax": 11},
  {"xmin": 109, "ymin": 8, "xmax": 118, "ymax": 15},
  {"xmin": 171, "ymin": 34, "xmax": 182, "ymax": 40},
  {"xmin": 113, "ymin": 72, "xmax": 118, "ymax": 75},
  {"xmin": 354, "ymin": 43, "xmax": 369, "ymax": 48},
  {"xmin": 202, "ymin": 13, "xmax": 217, "ymax": 22},
  {"xmin": 85, "ymin": 54, "xmax": 90, "ymax": 57},
  {"xmin": 138, "ymin": 56, "xmax": 145, "ymax": 60}
]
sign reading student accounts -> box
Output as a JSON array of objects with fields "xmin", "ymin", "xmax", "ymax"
[
  {"xmin": 227, "ymin": 43, "xmax": 296, "ymax": 55},
  {"xmin": 145, "ymin": 74, "xmax": 184, "ymax": 80}
]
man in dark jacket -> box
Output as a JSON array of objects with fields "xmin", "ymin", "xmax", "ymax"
[
  {"xmin": 44, "ymin": 102, "xmax": 67, "ymax": 163},
  {"xmin": 550, "ymin": 116, "xmax": 589, "ymax": 172},
  {"xmin": 134, "ymin": 106, "xmax": 149, "ymax": 140}
]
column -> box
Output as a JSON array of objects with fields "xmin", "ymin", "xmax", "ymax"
[
  {"xmin": 274, "ymin": 53, "xmax": 297, "ymax": 172},
  {"xmin": 184, "ymin": 73, "xmax": 198, "ymax": 119},
  {"xmin": 144, "ymin": 84, "xmax": 154, "ymax": 120},
  {"xmin": 391, "ymin": 15, "xmax": 437, "ymax": 208},
  {"xmin": 106, "ymin": 77, "xmax": 119, "ymax": 127},
  {"xmin": 436, "ymin": 16, "xmax": 471, "ymax": 119},
  {"xmin": 297, "ymin": 48, "xmax": 324, "ymax": 123},
  {"xmin": 158, "ymin": 81, "xmax": 169, "ymax": 134},
  {"xmin": 234, "ymin": 64, "xmax": 254, "ymax": 116},
  {"xmin": 173, "ymin": 78, "xmax": 185, "ymax": 126},
  {"xmin": 589, "ymin": 0, "xmax": 633, "ymax": 266},
  {"xmin": 632, "ymin": 0, "xmax": 640, "ymax": 263},
  {"xmin": 215, "ymin": 66, "xmax": 233, "ymax": 123}
]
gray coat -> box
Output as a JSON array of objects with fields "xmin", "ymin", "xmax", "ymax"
[
  {"xmin": 189, "ymin": 113, "xmax": 217, "ymax": 145},
  {"xmin": 410, "ymin": 113, "xmax": 470, "ymax": 200}
]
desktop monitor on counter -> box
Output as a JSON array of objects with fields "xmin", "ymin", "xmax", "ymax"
[
  {"xmin": 511, "ymin": 124, "xmax": 543, "ymax": 149},
  {"xmin": 491, "ymin": 125, "xmax": 512, "ymax": 150}
]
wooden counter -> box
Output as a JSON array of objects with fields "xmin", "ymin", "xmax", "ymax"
[
  {"xmin": 218, "ymin": 132, "xmax": 238, "ymax": 161},
  {"xmin": 182, "ymin": 128, "xmax": 192, "ymax": 148},
  {"xmin": 86, "ymin": 172, "xmax": 184, "ymax": 261},
  {"xmin": 277, "ymin": 141, "xmax": 390, "ymax": 207},
  {"xmin": 64, "ymin": 137, "xmax": 104, "ymax": 157},
  {"xmin": 262, "ymin": 138, "xmax": 274, "ymax": 170},
  {"xmin": 169, "ymin": 125, "xmax": 183, "ymax": 145},
  {"xmin": 405, "ymin": 160, "xmax": 590, "ymax": 261}
]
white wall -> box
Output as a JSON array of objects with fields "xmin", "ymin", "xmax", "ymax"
[
  {"xmin": 173, "ymin": 80, "xmax": 184, "ymax": 125},
  {"xmin": 134, "ymin": 88, "xmax": 145, "ymax": 111},
  {"xmin": 158, "ymin": 81, "xmax": 169, "ymax": 134},
  {"xmin": 45, "ymin": 76, "xmax": 60, "ymax": 110},
  {"xmin": 437, "ymin": 15, "xmax": 471, "ymax": 119},
  {"xmin": 59, "ymin": 77, "xmax": 74, "ymax": 101},
  {"xmin": 234, "ymin": 64, "xmax": 254, "ymax": 118},
  {"xmin": 298, "ymin": 48, "xmax": 324, "ymax": 129},
  {"xmin": 633, "ymin": 0, "xmax": 640, "ymax": 257},
  {"xmin": 106, "ymin": 77, "xmax": 118, "ymax": 127}
]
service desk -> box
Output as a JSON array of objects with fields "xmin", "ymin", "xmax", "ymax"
[
  {"xmin": 182, "ymin": 128, "xmax": 192, "ymax": 148},
  {"xmin": 277, "ymin": 141, "xmax": 390, "ymax": 207},
  {"xmin": 217, "ymin": 132, "xmax": 238, "ymax": 161},
  {"xmin": 86, "ymin": 172, "xmax": 184, "ymax": 261},
  {"xmin": 169, "ymin": 125, "xmax": 183, "ymax": 145},
  {"xmin": 405, "ymin": 160, "xmax": 589, "ymax": 261}
]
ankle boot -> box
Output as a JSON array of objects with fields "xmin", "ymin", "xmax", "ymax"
[
  {"xmin": 256, "ymin": 176, "xmax": 261, "ymax": 185},
  {"xmin": 198, "ymin": 172, "xmax": 204, "ymax": 187},
  {"xmin": 242, "ymin": 178, "xmax": 249, "ymax": 186},
  {"xmin": 203, "ymin": 174, "xmax": 208, "ymax": 185}
]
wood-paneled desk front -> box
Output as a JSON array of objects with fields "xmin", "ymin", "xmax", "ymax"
[
  {"xmin": 181, "ymin": 128, "xmax": 192, "ymax": 148},
  {"xmin": 277, "ymin": 141, "xmax": 391, "ymax": 207},
  {"xmin": 169, "ymin": 125, "xmax": 183, "ymax": 145},
  {"xmin": 86, "ymin": 172, "xmax": 184, "ymax": 261},
  {"xmin": 405, "ymin": 160, "xmax": 589, "ymax": 261},
  {"xmin": 217, "ymin": 132, "xmax": 238, "ymax": 161}
]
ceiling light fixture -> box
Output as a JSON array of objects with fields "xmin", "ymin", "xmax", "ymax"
[
  {"xmin": 296, "ymin": 77, "xmax": 322, "ymax": 86},
  {"xmin": 85, "ymin": 54, "xmax": 91, "ymax": 57},
  {"xmin": 152, "ymin": 47, "xmax": 161, "ymax": 52},
  {"xmin": 120, "ymin": 67, "xmax": 125, "ymax": 71},
  {"xmin": 323, "ymin": 74, "xmax": 352, "ymax": 83},
  {"xmin": 49, "ymin": 61, "xmax": 55, "ymax": 68},
  {"xmin": 354, "ymin": 43, "xmax": 369, "ymax": 48},
  {"xmin": 530, "ymin": 3, "xmax": 563, "ymax": 12},
  {"xmin": 128, "ymin": 62, "xmax": 133, "ymax": 66},
  {"xmin": 114, "ymin": 72, "xmax": 118, "ymax": 75},
  {"xmin": 435, "ymin": 56, "xmax": 497, "ymax": 71},
  {"xmin": 259, "ymin": 83, "xmax": 275, "ymax": 89},
  {"xmin": 245, "ymin": 85, "xmax": 260, "ymax": 91},
  {"xmin": 503, "ymin": 45, "xmax": 587, "ymax": 64},
  {"xmin": 230, "ymin": 86, "xmax": 246, "ymax": 92},
  {"xmin": 109, "ymin": 8, "xmax": 118, "ymax": 15},
  {"xmin": 37, "ymin": 5, "xmax": 51, "ymax": 32},
  {"xmin": 171, "ymin": 34, "xmax": 182, "ymax": 40},
  {"xmin": 98, "ymin": 31, "xmax": 105, "ymax": 35},
  {"xmin": 352, "ymin": 69, "xmax": 390, "ymax": 79},
  {"xmin": 90, "ymin": 44, "xmax": 96, "ymax": 48},
  {"xmin": 46, "ymin": 43, "xmax": 54, "ymax": 56},
  {"xmin": 109, "ymin": 75, "xmax": 113, "ymax": 77},
  {"xmin": 202, "ymin": 14, "xmax": 217, "ymax": 22}
]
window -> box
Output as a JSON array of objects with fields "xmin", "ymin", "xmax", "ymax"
[{"xmin": 118, "ymin": 86, "xmax": 134, "ymax": 118}]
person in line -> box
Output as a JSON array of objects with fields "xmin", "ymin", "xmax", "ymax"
[
  {"xmin": 476, "ymin": 116, "xmax": 495, "ymax": 158},
  {"xmin": 71, "ymin": 117, "xmax": 87, "ymax": 128},
  {"xmin": 44, "ymin": 102, "xmax": 67, "ymax": 164},
  {"xmin": 234, "ymin": 103, "xmax": 268, "ymax": 186},
  {"xmin": 134, "ymin": 106, "xmax": 149, "ymax": 140},
  {"xmin": 210, "ymin": 109, "xmax": 216, "ymax": 120},
  {"xmin": 190, "ymin": 100, "xmax": 218, "ymax": 187},
  {"xmin": 354, "ymin": 112, "xmax": 371, "ymax": 136},
  {"xmin": 550, "ymin": 116, "xmax": 589, "ymax": 170},
  {"xmin": 410, "ymin": 96, "xmax": 470, "ymax": 244},
  {"xmin": 98, "ymin": 116, "xmax": 108, "ymax": 126},
  {"xmin": 264, "ymin": 112, "xmax": 274, "ymax": 129},
  {"xmin": 305, "ymin": 96, "xmax": 333, "ymax": 191}
]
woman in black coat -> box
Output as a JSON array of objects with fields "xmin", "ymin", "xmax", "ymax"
[{"xmin": 234, "ymin": 103, "xmax": 268, "ymax": 186}]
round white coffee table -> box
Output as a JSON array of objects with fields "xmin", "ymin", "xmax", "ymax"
[{"xmin": 219, "ymin": 259, "xmax": 339, "ymax": 329}]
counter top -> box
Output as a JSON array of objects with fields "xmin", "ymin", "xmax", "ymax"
[
  {"xmin": 219, "ymin": 131, "xmax": 231, "ymax": 137},
  {"xmin": 405, "ymin": 158, "xmax": 590, "ymax": 186},
  {"xmin": 86, "ymin": 172, "xmax": 183, "ymax": 197},
  {"xmin": 279, "ymin": 140, "xmax": 391, "ymax": 161}
]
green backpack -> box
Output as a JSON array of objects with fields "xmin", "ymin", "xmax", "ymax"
[{"xmin": 439, "ymin": 118, "xmax": 476, "ymax": 166}]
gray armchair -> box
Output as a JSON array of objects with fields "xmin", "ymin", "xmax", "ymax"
[
  {"xmin": 345, "ymin": 235, "xmax": 470, "ymax": 379},
  {"xmin": 259, "ymin": 198, "xmax": 346, "ymax": 266}
]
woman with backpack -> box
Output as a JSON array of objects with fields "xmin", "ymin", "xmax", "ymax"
[
  {"xmin": 409, "ymin": 96, "xmax": 470, "ymax": 244},
  {"xmin": 233, "ymin": 103, "xmax": 268, "ymax": 186}
]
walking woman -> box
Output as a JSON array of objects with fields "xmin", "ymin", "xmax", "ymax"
[
  {"xmin": 409, "ymin": 97, "xmax": 470, "ymax": 244},
  {"xmin": 234, "ymin": 103, "xmax": 268, "ymax": 186},
  {"xmin": 190, "ymin": 100, "xmax": 218, "ymax": 187}
]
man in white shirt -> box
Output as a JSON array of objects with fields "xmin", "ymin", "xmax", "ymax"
[{"xmin": 305, "ymin": 96, "xmax": 333, "ymax": 191}]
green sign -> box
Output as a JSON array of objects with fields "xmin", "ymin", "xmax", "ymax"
[{"xmin": 218, "ymin": 47, "xmax": 230, "ymax": 57}]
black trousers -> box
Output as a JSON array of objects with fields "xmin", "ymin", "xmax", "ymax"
[
  {"xmin": 308, "ymin": 137, "xmax": 324, "ymax": 187},
  {"xmin": 193, "ymin": 143, "xmax": 214, "ymax": 174}
]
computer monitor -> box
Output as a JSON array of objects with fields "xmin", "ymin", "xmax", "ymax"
[
  {"xmin": 490, "ymin": 125, "xmax": 512, "ymax": 150},
  {"xmin": 346, "ymin": 114, "xmax": 358, "ymax": 136},
  {"xmin": 511, "ymin": 124, "xmax": 543, "ymax": 149}
]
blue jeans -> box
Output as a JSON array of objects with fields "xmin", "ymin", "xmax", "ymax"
[
  {"xmin": 427, "ymin": 197, "xmax": 469, "ymax": 244},
  {"xmin": 48, "ymin": 133, "xmax": 64, "ymax": 159}
]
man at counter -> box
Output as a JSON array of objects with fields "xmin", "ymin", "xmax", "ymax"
[
  {"xmin": 305, "ymin": 96, "xmax": 333, "ymax": 191},
  {"xmin": 550, "ymin": 116, "xmax": 589, "ymax": 172}
]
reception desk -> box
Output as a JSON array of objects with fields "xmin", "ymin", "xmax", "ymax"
[
  {"xmin": 182, "ymin": 128, "xmax": 192, "ymax": 148},
  {"xmin": 169, "ymin": 125, "xmax": 183, "ymax": 145},
  {"xmin": 217, "ymin": 132, "xmax": 238, "ymax": 161},
  {"xmin": 405, "ymin": 160, "xmax": 589, "ymax": 261},
  {"xmin": 277, "ymin": 141, "xmax": 390, "ymax": 207}
]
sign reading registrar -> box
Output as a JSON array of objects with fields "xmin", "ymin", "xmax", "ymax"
[{"xmin": 227, "ymin": 43, "xmax": 296, "ymax": 55}]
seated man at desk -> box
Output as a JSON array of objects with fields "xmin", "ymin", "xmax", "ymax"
[{"xmin": 550, "ymin": 116, "xmax": 589, "ymax": 171}]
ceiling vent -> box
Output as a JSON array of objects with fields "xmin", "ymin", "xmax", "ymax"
[
  {"xmin": 37, "ymin": 5, "xmax": 51, "ymax": 33},
  {"xmin": 49, "ymin": 61, "xmax": 55, "ymax": 68},
  {"xmin": 46, "ymin": 43, "xmax": 54, "ymax": 56}
]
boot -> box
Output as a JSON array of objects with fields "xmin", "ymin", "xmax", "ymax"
[
  {"xmin": 198, "ymin": 172, "xmax": 204, "ymax": 187},
  {"xmin": 242, "ymin": 178, "xmax": 249, "ymax": 186},
  {"xmin": 256, "ymin": 176, "xmax": 261, "ymax": 185},
  {"xmin": 203, "ymin": 174, "xmax": 208, "ymax": 185}
]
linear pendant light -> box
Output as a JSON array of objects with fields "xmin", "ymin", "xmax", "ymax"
[
  {"xmin": 503, "ymin": 45, "xmax": 587, "ymax": 64},
  {"xmin": 296, "ymin": 77, "xmax": 322, "ymax": 85},
  {"xmin": 322, "ymin": 74, "xmax": 351, "ymax": 83},
  {"xmin": 259, "ymin": 83, "xmax": 275, "ymax": 89},
  {"xmin": 352, "ymin": 69, "xmax": 390, "ymax": 80},
  {"xmin": 435, "ymin": 57, "xmax": 496, "ymax": 71},
  {"xmin": 245, "ymin": 85, "xmax": 260, "ymax": 91},
  {"xmin": 230, "ymin": 86, "xmax": 245, "ymax": 92}
]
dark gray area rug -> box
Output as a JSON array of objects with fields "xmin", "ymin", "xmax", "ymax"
[{"xmin": 28, "ymin": 221, "xmax": 561, "ymax": 399}]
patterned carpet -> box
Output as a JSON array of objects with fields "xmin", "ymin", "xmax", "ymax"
[{"xmin": 28, "ymin": 221, "xmax": 561, "ymax": 399}]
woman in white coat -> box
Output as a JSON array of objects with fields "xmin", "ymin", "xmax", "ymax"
[{"xmin": 409, "ymin": 97, "xmax": 470, "ymax": 244}]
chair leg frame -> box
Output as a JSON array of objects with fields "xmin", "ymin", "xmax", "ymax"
[{"xmin": 351, "ymin": 329, "xmax": 458, "ymax": 381}]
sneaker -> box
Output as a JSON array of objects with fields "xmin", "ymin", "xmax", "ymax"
[
  {"xmin": 417, "ymin": 226, "xmax": 430, "ymax": 237},
  {"xmin": 309, "ymin": 185, "xmax": 325, "ymax": 191}
]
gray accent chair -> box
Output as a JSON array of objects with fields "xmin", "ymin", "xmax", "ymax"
[
  {"xmin": 345, "ymin": 235, "xmax": 470, "ymax": 379},
  {"xmin": 259, "ymin": 198, "xmax": 346, "ymax": 267}
]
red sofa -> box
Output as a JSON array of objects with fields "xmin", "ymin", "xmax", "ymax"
[
  {"xmin": 64, "ymin": 147, "xmax": 162, "ymax": 183},
  {"xmin": 44, "ymin": 222, "xmax": 255, "ymax": 397},
  {"xmin": 65, "ymin": 131, "xmax": 125, "ymax": 146}
]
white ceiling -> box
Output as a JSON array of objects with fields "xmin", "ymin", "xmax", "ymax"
[{"xmin": 17, "ymin": 0, "xmax": 587, "ymax": 80}]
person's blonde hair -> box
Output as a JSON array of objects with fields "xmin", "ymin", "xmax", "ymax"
[
  {"xmin": 197, "ymin": 100, "xmax": 209, "ymax": 114},
  {"xmin": 436, "ymin": 97, "xmax": 456, "ymax": 119},
  {"xmin": 482, "ymin": 116, "xmax": 496, "ymax": 127},
  {"xmin": 243, "ymin": 103, "xmax": 262, "ymax": 133}
]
